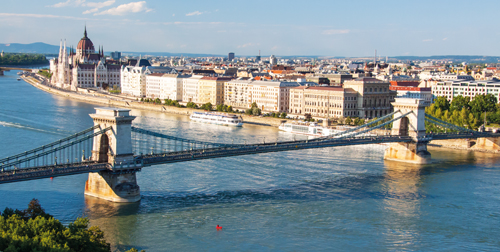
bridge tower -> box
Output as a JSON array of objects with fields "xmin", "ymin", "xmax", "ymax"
[
  {"xmin": 84, "ymin": 108, "xmax": 141, "ymax": 203},
  {"xmin": 384, "ymin": 98, "xmax": 431, "ymax": 164}
]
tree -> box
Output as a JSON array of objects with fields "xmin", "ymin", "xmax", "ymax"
[
  {"xmin": 0, "ymin": 200, "xmax": 111, "ymax": 252},
  {"xmin": 245, "ymin": 109, "xmax": 253, "ymax": 115},
  {"xmin": 227, "ymin": 106, "xmax": 233, "ymax": 112},
  {"xmin": 252, "ymin": 107, "xmax": 261, "ymax": 116},
  {"xmin": 353, "ymin": 117, "xmax": 361, "ymax": 126},
  {"xmin": 216, "ymin": 104, "xmax": 224, "ymax": 112},
  {"xmin": 200, "ymin": 103, "xmax": 213, "ymax": 111},
  {"xmin": 345, "ymin": 116, "xmax": 352, "ymax": 125},
  {"xmin": 434, "ymin": 96, "xmax": 450, "ymax": 112},
  {"xmin": 186, "ymin": 102, "xmax": 198, "ymax": 109},
  {"xmin": 469, "ymin": 94, "xmax": 497, "ymax": 118},
  {"xmin": 450, "ymin": 95, "xmax": 470, "ymax": 112},
  {"xmin": 280, "ymin": 112, "xmax": 287, "ymax": 119},
  {"xmin": 251, "ymin": 102, "xmax": 258, "ymax": 109}
]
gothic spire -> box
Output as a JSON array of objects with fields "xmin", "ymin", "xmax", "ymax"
[{"xmin": 84, "ymin": 25, "xmax": 87, "ymax": 38}]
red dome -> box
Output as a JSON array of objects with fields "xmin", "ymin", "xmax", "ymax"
[{"xmin": 77, "ymin": 27, "xmax": 95, "ymax": 52}]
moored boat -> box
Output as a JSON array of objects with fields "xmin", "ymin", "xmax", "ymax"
[{"xmin": 190, "ymin": 112, "xmax": 243, "ymax": 127}]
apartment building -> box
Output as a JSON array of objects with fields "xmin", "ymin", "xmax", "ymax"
[
  {"xmin": 289, "ymin": 86, "xmax": 358, "ymax": 119},
  {"xmin": 224, "ymin": 78, "xmax": 253, "ymax": 110},
  {"xmin": 182, "ymin": 75, "xmax": 204, "ymax": 103},
  {"xmin": 432, "ymin": 79, "xmax": 500, "ymax": 102},
  {"xmin": 248, "ymin": 80, "xmax": 300, "ymax": 113},
  {"xmin": 198, "ymin": 77, "xmax": 233, "ymax": 105}
]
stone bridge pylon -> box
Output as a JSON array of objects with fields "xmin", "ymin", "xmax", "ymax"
[
  {"xmin": 384, "ymin": 98, "xmax": 431, "ymax": 164},
  {"xmin": 85, "ymin": 108, "xmax": 141, "ymax": 203}
]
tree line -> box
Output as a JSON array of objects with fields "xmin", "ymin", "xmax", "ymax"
[
  {"xmin": 0, "ymin": 199, "xmax": 144, "ymax": 252},
  {"xmin": 0, "ymin": 53, "xmax": 48, "ymax": 66},
  {"xmin": 425, "ymin": 94, "xmax": 498, "ymax": 132}
]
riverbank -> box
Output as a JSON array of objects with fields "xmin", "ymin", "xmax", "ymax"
[{"xmin": 20, "ymin": 74, "xmax": 285, "ymax": 127}]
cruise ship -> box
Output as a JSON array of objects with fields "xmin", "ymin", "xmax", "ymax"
[
  {"xmin": 190, "ymin": 112, "xmax": 243, "ymax": 127},
  {"xmin": 279, "ymin": 122, "xmax": 376, "ymax": 138},
  {"xmin": 279, "ymin": 122, "xmax": 341, "ymax": 137}
]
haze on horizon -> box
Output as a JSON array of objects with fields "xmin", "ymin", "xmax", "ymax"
[{"xmin": 1, "ymin": 0, "xmax": 499, "ymax": 57}]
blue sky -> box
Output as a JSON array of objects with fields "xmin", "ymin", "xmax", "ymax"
[{"xmin": 1, "ymin": 0, "xmax": 499, "ymax": 57}]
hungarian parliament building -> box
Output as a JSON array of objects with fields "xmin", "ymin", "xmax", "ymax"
[{"xmin": 49, "ymin": 27, "xmax": 121, "ymax": 90}]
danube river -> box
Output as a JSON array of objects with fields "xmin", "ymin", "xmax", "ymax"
[{"xmin": 1, "ymin": 70, "xmax": 500, "ymax": 251}]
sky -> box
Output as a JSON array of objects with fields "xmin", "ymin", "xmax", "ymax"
[{"xmin": 1, "ymin": 0, "xmax": 500, "ymax": 57}]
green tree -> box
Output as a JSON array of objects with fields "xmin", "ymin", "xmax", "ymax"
[
  {"xmin": 450, "ymin": 95, "xmax": 470, "ymax": 112},
  {"xmin": 186, "ymin": 102, "xmax": 198, "ymax": 109},
  {"xmin": 200, "ymin": 103, "xmax": 213, "ymax": 111},
  {"xmin": 434, "ymin": 96, "xmax": 450, "ymax": 112},
  {"xmin": 353, "ymin": 117, "xmax": 361, "ymax": 126},
  {"xmin": 470, "ymin": 94, "xmax": 497, "ymax": 118},
  {"xmin": 280, "ymin": 112, "xmax": 287, "ymax": 119},
  {"xmin": 216, "ymin": 104, "xmax": 224, "ymax": 112},
  {"xmin": 0, "ymin": 200, "xmax": 111, "ymax": 252},
  {"xmin": 345, "ymin": 116, "xmax": 352, "ymax": 125},
  {"xmin": 227, "ymin": 106, "xmax": 233, "ymax": 112},
  {"xmin": 252, "ymin": 107, "xmax": 261, "ymax": 116}
]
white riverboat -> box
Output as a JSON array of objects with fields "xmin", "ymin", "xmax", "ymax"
[
  {"xmin": 279, "ymin": 122, "xmax": 341, "ymax": 137},
  {"xmin": 190, "ymin": 112, "xmax": 243, "ymax": 127},
  {"xmin": 279, "ymin": 122, "xmax": 376, "ymax": 138}
]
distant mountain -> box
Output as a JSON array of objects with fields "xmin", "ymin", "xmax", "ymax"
[
  {"xmin": 121, "ymin": 51, "xmax": 225, "ymax": 58},
  {"xmin": 0, "ymin": 42, "xmax": 59, "ymax": 54}
]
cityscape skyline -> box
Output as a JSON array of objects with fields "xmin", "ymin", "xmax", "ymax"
[{"xmin": 1, "ymin": 0, "xmax": 500, "ymax": 57}]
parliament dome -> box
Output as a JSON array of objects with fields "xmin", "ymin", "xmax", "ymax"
[{"xmin": 76, "ymin": 26, "xmax": 95, "ymax": 54}]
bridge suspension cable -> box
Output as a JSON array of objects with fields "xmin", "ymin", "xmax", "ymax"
[
  {"xmin": 131, "ymin": 126, "xmax": 237, "ymax": 155},
  {"xmin": 319, "ymin": 109, "xmax": 400, "ymax": 139},
  {"xmin": 0, "ymin": 125, "xmax": 100, "ymax": 165},
  {"xmin": 424, "ymin": 113, "xmax": 475, "ymax": 133},
  {"xmin": 0, "ymin": 126, "xmax": 111, "ymax": 172}
]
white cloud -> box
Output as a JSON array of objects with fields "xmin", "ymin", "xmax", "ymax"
[
  {"xmin": 85, "ymin": 0, "xmax": 115, "ymax": 8},
  {"xmin": 172, "ymin": 14, "xmax": 175, "ymax": 17},
  {"xmin": 422, "ymin": 39, "xmax": 433, "ymax": 42},
  {"xmin": 48, "ymin": 0, "xmax": 86, "ymax": 8},
  {"xmin": 83, "ymin": 8, "xmax": 99, "ymax": 14},
  {"xmin": 95, "ymin": 1, "xmax": 152, "ymax": 16},
  {"xmin": 186, "ymin": 11, "xmax": 202, "ymax": 16},
  {"xmin": 322, "ymin": 29, "xmax": 349, "ymax": 35},
  {"xmin": 442, "ymin": 37, "xmax": 448, "ymax": 41},
  {"xmin": 0, "ymin": 12, "xmax": 88, "ymax": 20}
]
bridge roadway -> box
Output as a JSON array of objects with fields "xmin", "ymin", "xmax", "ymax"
[
  {"xmin": 1, "ymin": 132, "xmax": 499, "ymax": 184},
  {"xmin": 0, "ymin": 67, "xmax": 32, "ymax": 71}
]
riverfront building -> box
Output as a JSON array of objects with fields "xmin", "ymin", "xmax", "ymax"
[
  {"xmin": 197, "ymin": 77, "xmax": 233, "ymax": 105},
  {"xmin": 248, "ymin": 80, "xmax": 300, "ymax": 113},
  {"xmin": 50, "ymin": 27, "xmax": 121, "ymax": 90},
  {"xmin": 224, "ymin": 78, "xmax": 253, "ymax": 110},
  {"xmin": 121, "ymin": 59, "xmax": 172, "ymax": 97},
  {"xmin": 343, "ymin": 78, "xmax": 396, "ymax": 119},
  {"xmin": 289, "ymin": 86, "xmax": 359, "ymax": 118},
  {"xmin": 182, "ymin": 75, "xmax": 204, "ymax": 104},
  {"xmin": 431, "ymin": 79, "xmax": 500, "ymax": 103},
  {"xmin": 145, "ymin": 73, "xmax": 191, "ymax": 100}
]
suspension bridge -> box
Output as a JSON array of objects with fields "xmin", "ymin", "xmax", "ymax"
[{"xmin": 1, "ymin": 98, "xmax": 499, "ymax": 202}]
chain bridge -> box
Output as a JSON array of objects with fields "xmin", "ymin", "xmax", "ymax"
[{"xmin": 1, "ymin": 98, "xmax": 500, "ymax": 202}]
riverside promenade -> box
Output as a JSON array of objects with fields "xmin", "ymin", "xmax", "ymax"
[{"xmin": 20, "ymin": 73, "xmax": 285, "ymax": 127}]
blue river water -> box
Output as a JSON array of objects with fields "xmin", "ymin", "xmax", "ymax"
[{"xmin": 1, "ymin": 70, "xmax": 500, "ymax": 251}]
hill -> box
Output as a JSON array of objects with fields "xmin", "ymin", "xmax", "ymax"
[{"xmin": 0, "ymin": 42, "xmax": 60, "ymax": 54}]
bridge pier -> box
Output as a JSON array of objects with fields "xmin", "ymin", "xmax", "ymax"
[
  {"xmin": 85, "ymin": 108, "xmax": 141, "ymax": 203},
  {"xmin": 475, "ymin": 137, "xmax": 500, "ymax": 152},
  {"xmin": 384, "ymin": 142, "xmax": 431, "ymax": 164},
  {"xmin": 383, "ymin": 98, "xmax": 430, "ymax": 164},
  {"xmin": 85, "ymin": 171, "xmax": 140, "ymax": 203}
]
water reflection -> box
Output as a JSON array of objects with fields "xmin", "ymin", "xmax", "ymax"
[
  {"xmin": 84, "ymin": 196, "xmax": 142, "ymax": 251},
  {"xmin": 381, "ymin": 161, "xmax": 424, "ymax": 249}
]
